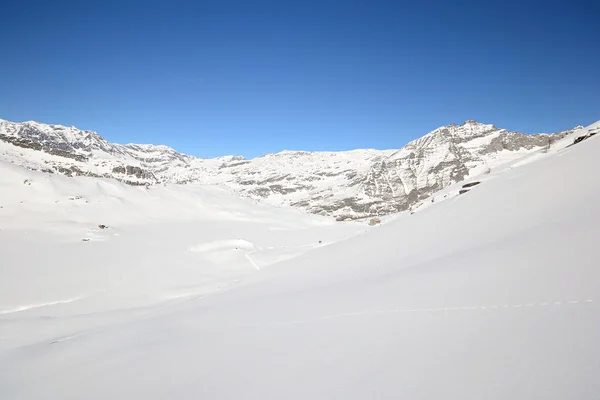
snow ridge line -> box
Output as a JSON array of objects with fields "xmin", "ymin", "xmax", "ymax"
[
  {"xmin": 240, "ymin": 299, "xmax": 594, "ymax": 327},
  {"xmin": 0, "ymin": 297, "xmax": 84, "ymax": 315}
]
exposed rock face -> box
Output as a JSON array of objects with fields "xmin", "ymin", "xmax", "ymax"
[
  {"xmin": 112, "ymin": 165, "xmax": 155, "ymax": 180},
  {"xmin": 0, "ymin": 118, "xmax": 580, "ymax": 219}
]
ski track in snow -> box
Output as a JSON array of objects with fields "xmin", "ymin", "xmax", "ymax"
[
  {"xmin": 240, "ymin": 299, "xmax": 594, "ymax": 327},
  {"xmin": 244, "ymin": 250, "xmax": 260, "ymax": 270}
]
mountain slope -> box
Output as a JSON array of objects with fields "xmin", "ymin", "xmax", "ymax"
[
  {"xmin": 0, "ymin": 117, "xmax": 581, "ymax": 219},
  {"xmin": 1, "ymin": 121, "xmax": 598, "ymax": 400}
]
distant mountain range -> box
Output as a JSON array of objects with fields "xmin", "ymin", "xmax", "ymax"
[{"xmin": 0, "ymin": 118, "xmax": 581, "ymax": 220}]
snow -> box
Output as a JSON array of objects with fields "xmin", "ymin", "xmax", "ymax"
[{"xmin": 1, "ymin": 122, "xmax": 599, "ymax": 399}]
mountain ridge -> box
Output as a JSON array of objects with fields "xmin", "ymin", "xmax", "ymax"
[{"xmin": 0, "ymin": 117, "xmax": 583, "ymax": 220}]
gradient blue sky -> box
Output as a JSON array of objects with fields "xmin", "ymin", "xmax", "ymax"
[{"xmin": 1, "ymin": 0, "xmax": 598, "ymax": 158}]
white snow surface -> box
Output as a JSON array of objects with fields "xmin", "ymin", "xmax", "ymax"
[{"xmin": 0, "ymin": 121, "xmax": 599, "ymax": 399}]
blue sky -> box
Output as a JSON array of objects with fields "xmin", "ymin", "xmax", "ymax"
[{"xmin": 1, "ymin": 0, "xmax": 598, "ymax": 158}]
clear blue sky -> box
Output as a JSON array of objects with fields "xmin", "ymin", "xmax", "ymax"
[{"xmin": 1, "ymin": 0, "xmax": 598, "ymax": 158}]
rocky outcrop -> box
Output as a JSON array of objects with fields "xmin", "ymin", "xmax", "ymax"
[
  {"xmin": 0, "ymin": 133, "xmax": 88, "ymax": 162},
  {"xmin": 112, "ymin": 165, "xmax": 155, "ymax": 180}
]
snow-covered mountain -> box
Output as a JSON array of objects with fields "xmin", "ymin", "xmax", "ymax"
[
  {"xmin": 2, "ymin": 120, "xmax": 599, "ymax": 400},
  {"xmin": 0, "ymin": 117, "xmax": 582, "ymax": 219}
]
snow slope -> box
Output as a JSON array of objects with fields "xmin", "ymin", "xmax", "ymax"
[
  {"xmin": 0, "ymin": 121, "xmax": 599, "ymax": 399},
  {"xmin": 0, "ymin": 164, "xmax": 365, "ymax": 317}
]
